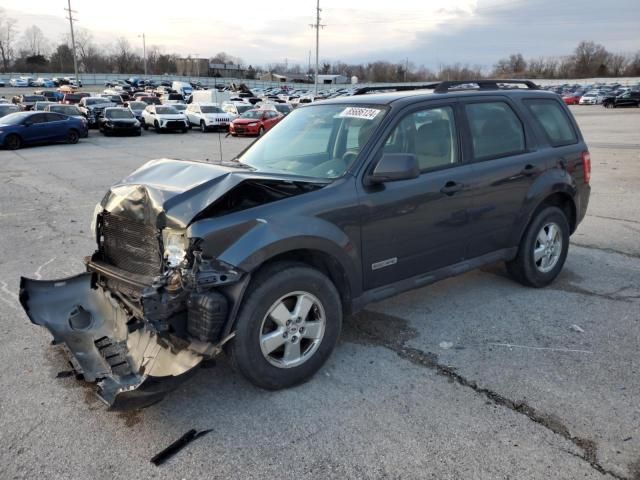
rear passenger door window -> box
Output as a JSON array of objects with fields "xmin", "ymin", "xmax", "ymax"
[
  {"xmin": 523, "ymin": 99, "xmax": 577, "ymax": 147},
  {"xmin": 464, "ymin": 102, "xmax": 525, "ymax": 160},
  {"xmin": 383, "ymin": 106, "xmax": 458, "ymax": 171}
]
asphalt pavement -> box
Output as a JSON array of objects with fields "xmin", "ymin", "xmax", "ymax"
[{"xmin": 0, "ymin": 104, "xmax": 638, "ymax": 480}]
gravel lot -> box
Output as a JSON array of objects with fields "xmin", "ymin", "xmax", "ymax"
[{"xmin": 0, "ymin": 100, "xmax": 638, "ymax": 479}]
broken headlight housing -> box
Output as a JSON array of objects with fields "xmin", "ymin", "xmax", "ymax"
[{"xmin": 162, "ymin": 228, "xmax": 188, "ymax": 267}]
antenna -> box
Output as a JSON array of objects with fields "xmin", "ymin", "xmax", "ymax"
[
  {"xmin": 309, "ymin": 0, "xmax": 326, "ymax": 96},
  {"xmin": 64, "ymin": 0, "xmax": 80, "ymax": 84}
]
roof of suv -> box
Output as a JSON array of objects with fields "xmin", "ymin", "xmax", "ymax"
[{"xmin": 319, "ymin": 80, "xmax": 559, "ymax": 107}]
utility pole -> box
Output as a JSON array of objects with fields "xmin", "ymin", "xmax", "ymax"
[
  {"xmin": 309, "ymin": 0, "xmax": 326, "ymax": 95},
  {"xmin": 64, "ymin": 0, "xmax": 79, "ymax": 83},
  {"xmin": 140, "ymin": 33, "xmax": 147, "ymax": 77},
  {"xmin": 404, "ymin": 57, "xmax": 408, "ymax": 82}
]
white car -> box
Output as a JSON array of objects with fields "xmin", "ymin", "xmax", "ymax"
[
  {"xmin": 186, "ymin": 103, "xmax": 233, "ymax": 132},
  {"xmin": 579, "ymin": 91, "xmax": 598, "ymax": 105},
  {"xmin": 45, "ymin": 104, "xmax": 86, "ymax": 121},
  {"xmin": 9, "ymin": 78, "xmax": 29, "ymax": 87},
  {"xmin": 221, "ymin": 101, "xmax": 254, "ymax": 118},
  {"xmin": 141, "ymin": 104, "xmax": 189, "ymax": 133}
]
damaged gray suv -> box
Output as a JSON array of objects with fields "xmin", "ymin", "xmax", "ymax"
[{"xmin": 20, "ymin": 80, "xmax": 591, "ymax": 409}]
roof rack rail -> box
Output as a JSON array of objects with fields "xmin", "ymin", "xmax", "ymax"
[
  {"xmin": 351, "ymin": 79, "xmax": 539, "ymax": 96},
  {"xmin": 352, "ymin": 83, "xmax": 440, "ymax": 95},
  {"xmin": 433, "ymin": 79, "xmax": 539, "ymax": 93}
]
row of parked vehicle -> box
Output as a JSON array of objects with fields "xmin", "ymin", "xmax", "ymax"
[{"xmin": 542, "ymin": 82, "xmax": 640, "ymax": 107}]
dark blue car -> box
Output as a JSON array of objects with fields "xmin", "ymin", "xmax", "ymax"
[{"xmin": 0, "ymin": 111, "xmax": 88, "ymax": 150}]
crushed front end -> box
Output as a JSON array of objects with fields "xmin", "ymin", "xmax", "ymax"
[{"xmin": 20, "ymin": 182, "xmax": 243, "ymax": 409}]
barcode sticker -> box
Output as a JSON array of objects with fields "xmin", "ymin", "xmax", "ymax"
[{"xmin": 337, "ymin": 107, "xmax": 381, "ymax": 120}]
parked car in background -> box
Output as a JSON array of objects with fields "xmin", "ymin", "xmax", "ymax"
[
  {"xmin": 172, "ymin": 81, "xmax": 193, "ymax": 100},
  {"xmin": 98, "ymin": 107, "xmax": 142, "ymax": 136},
  {"xmin": 261, "ymin": 102, "xmax": 294, "ymax": 116},
  {"xmin": 138, "ymin": 95, "xmax": 162, "ymax": 105},
  {"xmin": 78, "ymin": 97, "xmax": 116, "ymax": 127},
  {"xmin": 45, "ymin": 104, "xmax": 85, "ymax": 120},
  {"xmin": 12, "ymin": 95, "xmax": 46, "ymax": 111},
  {"xmin": 9, "ymin": 78, "xmax": 29, "ymax": 87},
  {"xmin": 161, "ymin": 93, "xmax": 185, "ymax": 104},
  {"xmin": 0, "ymin": 111, "xmax": 88, "ymax": 150},
  {"xmin": 34, "ymin": 101, "xmax": 56, "ymax": 111},
  {"xmin": 32, "ymin": 78, "xmax": 56, "ymax": 88},
  {"xmin": 602, "ymin": 91, "xmax": 640, "ymax": 108},
  {"xmin": 62, "ymin": 92, "xmax": 90, "ymax": 105},
  {"xmin": 186, "ymin": 103, "xmax": 232, "ymax": 132},
  {"xmin": 35, "ymin": 90, "xmax": 64, "ymax": 102},
  {"xmin": 141, "ymin": 104, "xmax": 189, "ymax": 133},
  {"xmin": 562, "ymin": 94, "xmax": 580, "ymax": 105},
  {"xmin": 578, "ymin": 91, "xmax": 598, "ymax": 105},
  {"xmin": 229, "ymin": 108, "xmax": 283, "ymax": 136},
  {"xmin": 0, "ymin": 79, "xmax": 5, "ymax": 87},
  {"xmin": 221, "ymin": 101, "xmax": 254, "ymax": 118},
  {"xmin": 127, "ymin": 101, "xmax": 147, "ymax": 121},
  {"xmin": 0, "ymin": 104, "xmax": 19, "ymax": 118},
  {"xmin": 99, "ymin": 93, "xmax": 125, "ymax": 106}
]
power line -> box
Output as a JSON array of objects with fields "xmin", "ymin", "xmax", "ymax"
[
  {"xmin": 309, "ymin": 0, "xmax": 326, "ymax": 95},
  {"xmin": 64, "ymin": 0, "xmax": 79, "ymax": 82}
]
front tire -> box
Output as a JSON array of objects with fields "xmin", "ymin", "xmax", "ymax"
[
  {"xmin": 154, "ymin": 121, "xmax": 161, "ymax": 133},
  {"xmin": 200, "ymin": 121, "xmax": 207, "ymax": 133},
  {"xmin": 229, "ymin": 263, "xmax": 342, "ymax": 390},
  {"xmin": 506, "ymin": 206, "xmax": 570, "ymax": 288},
  {"xmin": 4, "ymin": 134, "xmax": 22, "ymax": 150}
]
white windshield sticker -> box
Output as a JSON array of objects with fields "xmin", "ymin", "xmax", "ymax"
[{"xmin": 337, "ymin": 107, "xmax": 381, "ymax": 120}]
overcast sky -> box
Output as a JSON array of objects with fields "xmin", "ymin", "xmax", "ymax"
[{"xmin": 3, "ymin": 0, "xmax": 639, "ymax": 69}]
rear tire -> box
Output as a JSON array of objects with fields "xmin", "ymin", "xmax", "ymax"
[
  {"xmin": 67, "ymin": 129, "xmax": 79, "ymax": 144},
  {"xmin": 229, "ymin": 262, "xmax": 342, "ymax": 390},
  {"xmin": 506, "ymin": 206, "xmax": 570, "ymax": 288},
  {"xmin": 258, "ymin": 126, "xmax": 265, "ymax": 137},
  {"xmin": 4, "ymin": 134, "xmax": 22, "ymax": 150},
  {"xmin": 142, "ymin": 119, "xmax": 149, "ymax": 130}
]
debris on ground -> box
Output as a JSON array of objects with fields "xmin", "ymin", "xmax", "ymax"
[{"xmin": 150, "ymin": 429, "xmax": 212, "ymax": 466}]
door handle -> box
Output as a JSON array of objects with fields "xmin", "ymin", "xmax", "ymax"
[
  {"xmin": 520, "ymin": 164, "xmax": 540, "ymax": 176},
  {"xmin": 440, "ymin": 181, "xmax": 463, "ymax": 196}
]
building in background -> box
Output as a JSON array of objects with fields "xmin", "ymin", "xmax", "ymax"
[{"xmin": 176, "ymin": 59, "xmax": 247, "ymax": 78}]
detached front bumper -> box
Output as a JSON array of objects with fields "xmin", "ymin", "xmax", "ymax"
[{"xmin": 19, "ymin": 273, "xmax": 203, "ymax": 409}]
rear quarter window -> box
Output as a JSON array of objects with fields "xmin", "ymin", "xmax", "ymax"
[{"xmin": 524, "ymin": 99, "xmax": 577, "ymax": 147}]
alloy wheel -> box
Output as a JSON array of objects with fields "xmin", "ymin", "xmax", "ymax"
[
  {"xmin": 533, "ymin": 222, "xmax": 563, "ymax": 273},
  {"xmin": 259, "ymin": 291, "xmax": 326, "ymax": 369}
]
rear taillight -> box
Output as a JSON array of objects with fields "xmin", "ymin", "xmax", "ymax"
[{"xmin": 582, "ymin": 151, "xmax": 591, "ymax": 184}]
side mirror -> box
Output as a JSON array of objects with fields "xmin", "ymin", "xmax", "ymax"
[{"xmin": 367, "ymin": 153, "xmax": 420, "ymax": 184}]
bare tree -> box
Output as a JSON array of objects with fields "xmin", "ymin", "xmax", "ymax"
[
  {"xmin": 573, "ymin": 41, "xmax": 610, "ymax": 77},
  {"xmin": 21, "ymin": 25, "xmax": 48, "ymax": 56},
  {"xmin": 0, "ymin": 8, "xmax": 18, "ymax": 72},
  {"xmin": 607, "ymin": 54, "xmax": 628, "ymax": 77}
]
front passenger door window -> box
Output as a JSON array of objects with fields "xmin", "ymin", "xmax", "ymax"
[{"xmin": 383, "ymin": 106, "xmax": 458, "ymax": 171}]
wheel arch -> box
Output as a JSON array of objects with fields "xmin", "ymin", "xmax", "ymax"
[{"xmin": 514, "ymin": 190, "xmax": 577, "ymax": 249}]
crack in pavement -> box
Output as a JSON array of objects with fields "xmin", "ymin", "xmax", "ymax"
[
  {"xmin": 586, "ymin": 214, "xmax": 640, "ymax": 226},
  {"xmin": 572, "ymin": 243, "xmax": 640, "ymax": 260},
  {"xmin": 343, "ymin": 310, "xmax": 628, "ymax": 480}
]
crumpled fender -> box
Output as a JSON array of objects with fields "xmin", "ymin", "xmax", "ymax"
[{"xmin": 188, "ymin": 214, "xmax": 361, "ymax": 298}]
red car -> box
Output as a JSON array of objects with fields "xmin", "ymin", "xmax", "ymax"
[
  {"xmin": 229, "ymin": 109, "xmax": 283, "ymax": 136},
  {"xmin": 562, "ymin": 94, "xmax": 580, "ymax": 105}
]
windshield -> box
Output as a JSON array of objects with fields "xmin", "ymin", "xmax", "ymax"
[
  {"xmin": 275, "ymin": 104, "xmax": 292, "ymax": 113},
  {"xmin": 35, "ymin": 102, "xmax": 53, "ymax": 110},
  {"xmin": 239, "ymin": 104, "xmax": 386, "ymax": 179},
  {"xmin": 49, "ymin": 105, "xmax": 81, "ymax": 115},
  {"xmin": 106, "ymin": 109, "xmax": 134, "ymax": 119},
  {"xmin": 240, "ymin": 110, "xmax": 264, "ymax": 119},
  {"xmin": 236, "ymin": 105, "xmax": 252, "ymax": 114},
  {"xmin": 23, "ymin": 96, "xmax": 45, "ymax": 102},
  {"xmin": 129, "ymin": 102, "xmax": 146, "ymax": 110},
  {"xmin": 156, "ymin": 106, "xmax": 178, "ymax": 114},
  {"xmin": 201, "ymin": 106, "xmax": 223, "ymax": 113},
  {"xmin": 0, "ymin": 112, "xmax": 32, "ymax": 125}
]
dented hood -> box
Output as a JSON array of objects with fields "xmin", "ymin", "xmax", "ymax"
[{"xmin": 101, "ymin": 158, "xmax": 325, "ymax": 229}]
